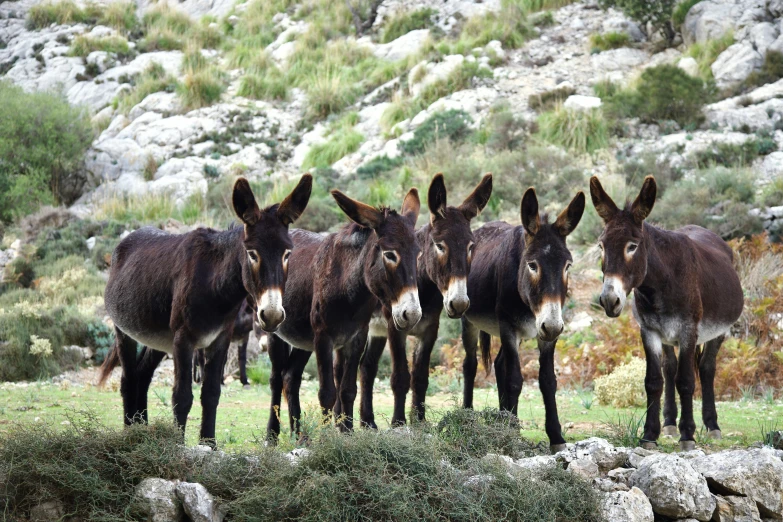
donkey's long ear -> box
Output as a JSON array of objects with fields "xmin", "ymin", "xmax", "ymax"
[
  {"xmin": 459, "ymin": 173, "xmax": 493, "ymax": 221},
  {"xmin": 630, "ymin": 176, "xmax": 657, "ymax": 225},
  {"xmin": 589, "ymin": 176, "xmax": 619, "ymax": 223},
  {"xmin": 233, "ymin": 178, "xmax": 262, "ymax": 226},
  {"xmin": 401, "ymin": 187, "xmax": 421, "ymax": 227},
  {"xmin": 554, "ymin": 191, "xmax": 586, "ymax": 238},
  {"xmin": 277, "ymin": 173, "xmax": 313, "ymax": 226},
  {"xmin": 520, "ymin": 187, "xmax": 540, "ymax": 238},
  {"xmin": 331, "ymin": 190, "xmax": 384, "ymax": 229},
  {"xmin": 428, "ymin": 174, "xmax": 447, "ymax": 220}
]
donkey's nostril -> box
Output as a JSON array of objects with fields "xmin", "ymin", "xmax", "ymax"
[
  {"xmin": 614, "ymin": 297, "xmax": 620, "ymax": 308},
  {"xmin": 402, "ymin": 310, "xmax": 409, "ymax": 322},
  {"xmin": 260, "ymin": 309, "xmax": 267, "ymax": 322},
  {"xmin": 541, "ymin": 324, "xmax": 548, "ymax": 334}
]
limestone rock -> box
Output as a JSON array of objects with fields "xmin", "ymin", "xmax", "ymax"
[
  {"xmin": 135, "ymin": 478, "xmax": 184, "ymax": 522},
  {"xmin": 711, "ymin": 42, "xmax": 763, "ymax": 89},
  {"xmin": 563, "ymin": 94, "xmax": 602, "ymax": 111},
  {"xmin": 568, "ymin": 457, "xmax": 600, "ymax": 480},
  {"xmin": 600, "ymin": 486, "xmax": 654, "ymax": 522},
  {"xmin": 630, "ymin": 454, "xmax": 715, "ymax": 521},
  {"xmin": 175, "ymin": 482, "xmax": 226, "ymax": 522},
  {"xmin": 374, "ymin": 29, "xmax": 431, "ymax": 62}
]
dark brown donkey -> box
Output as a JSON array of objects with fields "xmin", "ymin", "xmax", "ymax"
[
  {"xmin": 266, "ymin": 189, "xmax": 422, "ymax": 440},
  {"xmin": 193, "ymin": 298, "xmax": 255, "ymax": 386},
  {"xmin": 590, "ymin": 176, "xmax": 743, "ymax": 451},
  {"xmin": 99, "ymin": 175, "xmax": 312, "ymax": 445},
  {"xmin": 462, "ymin": 188, "xmax": 585, "ymax": 452},
  {"xmin": 360, "ymin": 173, "xmax": 493, "ymax": 427}
]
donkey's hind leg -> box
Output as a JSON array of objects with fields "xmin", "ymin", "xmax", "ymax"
[
  {"xmin": 284, "ymin": 348, "xmax": 312, "ymax": 439},
  {"xmin": 199, "ymin": 332, "xmax": 231, "ymax": 447},
  {"xmin": 337, "ymin": 335, "xmax": 364, "ymax": 432},
  {"xmin": 359, "ymin": 335, "xmax": 386, "ymax": 429},
  {"xmin": 661, "ymin": 344, "xmax": 679, "ymax": 437},
  {"xmin": 699, "ymin": 335, "xmax": 724, "ymax": 439},
  {"xmin": 136, "ymin": 347, "xmax": 166, "ymax": 424},
  {"xmin": 461, "ymin": 318, "xmax": 479, "ymax": 409},
  {"xmin": 410, "ymin": 327, "xmax": 439, "ymax": 423},
  {"xmin": 267, "ymin": 334, "xmax": 289, "ymax": 442},
  {"xmin": 115, "ymin": 328, "xmax": 139, "ymax": 426}
]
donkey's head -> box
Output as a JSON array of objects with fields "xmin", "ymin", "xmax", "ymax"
[
  {"xmin": 519, "ymin": 188, "xmax": 585, "ymax": 342},
  {"xmin": 590, "ymin": 175, "xmax": 656, "ymax": 318},
  {"xmin": 425, "ymin": 173, "xmax": 493, "ymax": 318},
  {"xmin": 233, "ymin": 174, "xmax": 312, "ymax": 332},
  {"xmin": 331, "ymin": 188, "xmax": 423, "ymax": 331}
]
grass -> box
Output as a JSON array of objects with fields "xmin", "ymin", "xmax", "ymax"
[
  {"xmin": 176, "ymin": 46, "xmax": 225, "ymax": 110},
  {"xmin": 380, "ymin": 8, "xmax": 436, "ymax": 43},
  {"xmin": 113, "ymin": 62, "xmax": 180, "ymax": 114},
  {"xmin": 743, "ymin": 50, "xmax": 783, "ymax": 90},
  {"xmin": 537, "ymin": 106, "xmax": 609, "ymax": 154},
  {"xmin": 68, "ymin": 35, "xmax": 132, "ymax": 58},
  {"xmin": 93, "ymin": 191, "xmax": 209, "ymax": 226},
  {"xmin": 26, "ymin": 0, "xmax": 139, "ymax": 31},
  {"xmin": 672, "ymin": 0, "xmax": 701, "ymax": 28},
  {"xmin": 302, "ymin": 124, "xmax": 364, "ymax": 170},
  {"xmin": 685, "ymin": 31, "xmax": 734, "ymax": 82},
  {"xmin": 442, "ymin": 0, "xmax": 530, "ymax": 55},
  {"xmin": 589, "ymin": 31, "xmax": 630, "ymax": 52},
  {"xmin": 520, "ymin": 0, "xmax": 576, "ymax": 12}
]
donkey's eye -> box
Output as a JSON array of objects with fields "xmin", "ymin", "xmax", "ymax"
[
  {"xmin": 247, "ymin": 250, "xmax": 259, "ymax": 264},
  {"xmin": 468, "ymin": 242, "xmax": 475, "ymax": 255},
  {"xmin": 527, "ymin": 261, "xmax": 538, "ymax": 273},
  {"xmin": 626, "ymin": 242, "xmax": 638, "ymax": 254},
  {"xmin": 435, "ymin": 242, "xmax": 446, "ymax": 254},
  {"xmin": 383, "ymin": 251, "xmax": 399, "ymax": 264},
  {"xmin": 283, "ymin": 250, "xmax": 291, "ymax": 264},
  {"xmin": 565, "ymin": 262, "xmax": 572, "ymax": 273}
]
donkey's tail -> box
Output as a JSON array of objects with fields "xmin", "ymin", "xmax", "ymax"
[
  {"xmin": 480, "ymin": 331, "xmax": 492, "ymax": 377},
  {"xmin": 98, "ymin": 342, "xmax": 120, "ymax": 386}
]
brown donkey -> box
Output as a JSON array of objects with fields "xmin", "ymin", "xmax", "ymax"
[
  {"xmin": 99, "ymin": 175, "xmax": 312, "ymax": 446},
  {"xmin": 590, "ymin": 176, "xmax": 743, "ymax": 451},
  {"xmin": 266, "ymin": 189, "xmax": 422, "ymax": 440},
  {"xmin": 360, "ymin": 173, "xmax": 493, "ymax": 427},
  {"xmin": 462, "ymin": 188, "xmax": 585, "ymax": 452}
]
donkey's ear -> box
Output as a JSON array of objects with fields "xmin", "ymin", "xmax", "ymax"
[
  {"xmin": 554, "ymin": 191, "xmax": 586, "ymax": 238},
  {"xmin": 630, "ymin": 176, "xmax": 657, "ymax": 225},
  {"xmin": 331, "ymin": 190, "xmax": 384, "ymax": 229},
  {"xmin": 233, "ymin": 178, "xmax": 262, "ymax": 226},
  {"xmin": 520, "ymin": 187, "xmax": 540, "ymax": 237},
  {"xmin": 428, "ymin": 173, "xmax": 447, "ymax": 220},
  {"xmin": 401, "ymin": 187, "xmax": 421, "ymax": 227},
  {"xmin": 277, "ymin": 173, "xmax": 312, "ymax": 226},
  {"xmin": 459, "ymin": 173, "xmax": 493, "ymax": 221},
  {"xmin": 589, "ymin": 176, "xmax": 619, "ymax": 223}
]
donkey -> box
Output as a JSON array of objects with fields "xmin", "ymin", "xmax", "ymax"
[
  {"xmin": 99, "ymin": 175, "xmax": 312, "ymax": 445},
  {"xmin": 589, "ymin": 176, "xmax": 743, "ymax": 451},
  {"xmin": 266, "ymin": 189, "xmax": 422, "ymax": 440},
  {"xmin": 193, "ymin": 298, "xmax": 255, "ymax": 387},
  {"xmin": 461, "ymin": 188, "xmax": 585, "ymax": 452},
  {"xmin": 360, "ymin": 173, "xmax": 493, "ymax": 427}
]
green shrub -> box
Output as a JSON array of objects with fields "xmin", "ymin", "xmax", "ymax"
[
  {"xmin": 521, "ymin": 0, "xmax": 576, "ymax": 12},
  {"xmin": 589, "ymin": 31, "xmax": 631, "ymax": 51},
  {"xmin": 400, "ymin": 110, "xmax": 474, "ymax": 156},
  {"xmin": 744, "ymin": 50, "xmax": 783, "ymax": 89},
  {"xmin": 446, "ymin": 0, "xmax": 529, "ymax": 54},
  {"xmin": 528, "ymin": 83, "xmax": 575, "ymax": 112},
  {"xmin": 302, "ymin": 123, "xmax": 364, "ymax": 170},
  {"xmin": 177, "ymin": 64, "xmax": 225, "ymax": 110},
  {"xmin": 480, "ymin": 102, "xmax": 528, "ymax": 151},
  {"xmin": 695, "ymin": 137, "xmax": 772, "ymax": 168},
  {"xmin": 247, "ymin": 354, "xmax": 272, "ymax": 385},
  {"xmin": 537, "ymin": 106, "xmax": 609, "ymax": 154},
  {"xmin": 529, "ymin": 11, "xmax": 555, "ymax": 27},
  {"xmin": 761, "ymin": 177, "xmax": 783, "ymax": 208},
  {"xmin": 672, "ymin": 0, "xmax": 700, "ymax": 27},
  {"xmin": 634, "ymin": 64, "xmax": 707, "ymax": 127},
  {"xmin": 237, "ymin": 71, "xmax": 288, "ymax": 101},
  {"xmin": 381, "ymin": 8, "xmax": 435, "ymax": 43},
  {"xmin": 0, "ymin": 82, "xmax": 93, "ymax": 222},
  {"xmin": 26, "ymin": 0, "xmax": 99, "ymax": 29},
  {"xmin": 598, "ymin": 0, "xmax": 676, "ymax": 41},
  {"xmin": 356, "ymin": 155, "xmax": 404, "ymax": 179},
  {"xmin": 113, "ymin": 62, "xmax": 179, "ymax": 114},
  {"xmin": 685, "ymin": 32, "xmax": 733, "ymax": 81},
  {"xmin": 594, "ymin": 357, "xmax": 647, "ymax": 408},
  {"xmin": 304, "ymin": 68, "xmax": 361, "ymax": 119},
  {"xmin": 68, "ymin": 35, "xmax": 132, "ymax": 58}
]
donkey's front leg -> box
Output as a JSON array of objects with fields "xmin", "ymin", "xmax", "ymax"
[
  {"xmin": 200, "ymin": 332, "xmax": 231, "ymax": 447},
  {"xmin": 266, "ymin": 335, "xmax": 289, "ymax": 442},
  {"xmin": 537, "ymin": 338, "xmax": 564, "ymax": 452},
  {"xmin": 661, "ymin": 344, "xmax": 679, "ymax": 437},
  {"xmin": 359, "ymin": 336, "xmax": 386, "ymax": 429},
  {"xmin": 461, "ymin": 318, "xmax": 479, "ymax": 409},
  {"xmin": 172, "ymin": 332, "xmax": 195, "ymax": 436},
  {"xmin": 677, "ymin": 326, "xmax": 699, "ymax": 451},
  {"xmin": 699, "ymin": 336, "xmax": 724, "ymax": 439},
  {"xmin": 640, "ymin": 329, "xmax": 664, "ymax": 449},
  {"xmin": 499, "ymin": 322, "xmax": 523, "ymax": 414},
  {"xmin": 386, "ymin": 321, "xmax": 410, "ymax": 427},
  {"xmin": 313, "ymin": 332, "xmax": 337, "ymax": 420},
  {"xmin": 410, "ymin": 328, "xmax": 438, "ymax": 422},
  {"xmin": 136, "ymin": 347, "xmax": 166, "ymax": 424}
]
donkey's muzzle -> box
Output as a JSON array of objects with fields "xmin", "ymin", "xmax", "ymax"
[
  {"xmin": 599, "ymin": 277, "xmax": 626, "ymax": 318},
  {"xmin": 392, "ymin": 288, "xmax": 422, "ymax": 331},
  {"xmin": 536, "ymin": 301, "xmax": 564, "ymax": 343},
  {"xmin": 446, "ymin": 296, "xmax": 470, "ymax": 318},
  {"xmin": 257, "ymin": 288, "xmax": 285, "ymax": 332}
]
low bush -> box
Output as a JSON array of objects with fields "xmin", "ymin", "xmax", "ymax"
[
  {"xmin": 0, "ymin": 411, "xmax": 602, "ymax": 521},
  {"xmin": 528, "ymin": 83, "xmax": 575, "ymax": 112},
  {"xmin": 685, "ymin": 32, "xmax": 733, "ymax": 81},
  {"xmin": 521, "ymin": 0, "xmax": 576, "ymax": 11},
  {"xmin": 177, "ymin": 49, "xmax": 225, "ymax": 109},
  {"xmin": 68, "ymin": 35, "xmax": 132, "ymax": 58},
  {"xmin": 761, "ymin": 176, "xmax": 783, "ymax": 207},
  {"xmin": 594, "ymin": 357, "xmax": 647, "ymax": 408},
  {"xmin": 479, "ymin": 102, "xmax": 529, "ymax": 151},
  {"xmin": 598, "ymin": 0, "xmax": 676, "ymax": 41},
  {"xmin": 302, "ymin": 113, "xmax": 364, "ymax": 169},
  {"xmin": 237, "ymin": 71, "xmax": 288, "ymax": 101},
  {"xmin": 537, "ymin": 106, "xmax": 609, "ymax": 154},
  {"xmin": 400, "ymin": 109, "xmax": 474, "ymax": 156},
  {"xmin": 634, "ymin": 64, "xmax": 707, "ymax": 127},
  {"xmin": 743, "ymin": 50, "xmax": 783, "ymax": 90},
  {"xmin": 113, "ymin": 62, "xmax": 179, "ymax": 114},
  {"xmin": 417, "ymin": 61, "xmax": 494, "ymax": 108},
  {"xmin": 0, "ymin": 82, "xmax": 93, "ymax": 222},
  {"xmin": 694, "ymin": 137, "xmax": 774, "ymax": 168},
  {"xmin": 100, "ymin": 1, "xmax": 139, "ymax": 32},
  {"xmin": 445, "ymin": 0, "xmax": 529, "ymax": 54},
  {"xmin": 672, "ymin": 0, "xmax": 701, "ymax": 27},
  {"xmin": 589, "ymin": 31, "xmax": 630, "ymax": 52},
  {"xmin": 381, "ymin": 8, "xmax": 435, "ymax": 43},
  {"xmin": 356, "ymin": 155, "xmax": 403, "ymax": 179}
]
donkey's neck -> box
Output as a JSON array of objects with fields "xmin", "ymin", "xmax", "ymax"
[
  {"xmin": 209, "ymin": 225, "xmax": 248, "ymax": 307},
  {"xmin": 637, "ymin": 224, "xmax": 675, "ymax": 297},
  {"xmin": 416, "ymin": 225, "xmax": 436, "ymax": 286}
]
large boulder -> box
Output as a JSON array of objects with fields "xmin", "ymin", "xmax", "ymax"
[
  {"xmin": 601, "ymin": 16, "xmax": 645, "ymax": 42},
  {"xmin": 630, "ymin": 454, "xmax": 715, "ymax": 521},
  {"xmin": 601, "ymin": 487, "xmax": 654, "ymax": 522},
  {"xmin": 683, "ymin": 0, "xmax": 766, "ymax": 45},
  {"xmin": 175, "ymin": 482, "xmax": 226, "ymax": 522},
  {"xmin": 573, "ymin": 438, "xmax": 628, "ymax": 472},
  {"xmin": 135, "ymin": 478, "xmax": 184, "ymax": 522},
  {"xmin": 712, "ymin": 494, "xmax": 762, "ymax": 522},
  {"xmin": 750, "ymin": 22, "xmax": 779, "ymax": 56},
  {"xmin": 711, "ymin": 42, "xmax": 763, "ymax": 89},
  {"xmin": 591, "ymin": 48, "xmax": 650, "ymax": 72},
  {"xmin": 690, "ymin": 448, "xmax": 783, "ymax": 519},
  {"xmin": 374, "ymin": 29, "xmax": 431, "ymax": 62}
]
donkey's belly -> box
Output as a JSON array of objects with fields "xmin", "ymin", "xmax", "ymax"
[
  {"xmin": 638, "ymin": 314, "xmax": 731, "ymax": 346},
  {"xmin": 118, "ymin": 327, "xmax": 175, "ymax": 354}
]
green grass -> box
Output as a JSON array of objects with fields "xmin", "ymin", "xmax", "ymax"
[
  {"xmin": 136, "ymin": 4, "xmax": 222, "ymax": 52},
  {"xmin": 100, "ymin": 1, "xmax": 139, "ymax": 32},
  {"xmin": 113, "ymin": 62, "xmax": 180, "ymax": 114},
  {"xmin": 672, "ymin": 0, "xmax": 701, "ymax": 27},
  {"xmin": 93, "ymin": 191, "xmax": 209, "ymax": 226},
  {"xmin": 442, "ymin": 0, "xmax": 530, "ymax": 55},
  {"xmin": 177, "ymin": 46, "xmax": 225, "ymax": 110},
  {"xmin": 537, "ymin": 106, "xmax": 609, "ymax": 154},
  {"xmin": 743, "ymin": 50, "xmax": 783, "ymax": 90},
  {"xmin": 302, "ymin": 113, "xmax": 364, "ymax": 169},
  {"xmin": 417, "ymin": 60, "xmax": 494, "ymax": 108},
  {"xmin": 26, "ymin": 0, "xmax": 101, "ymax": 29},
  {"xmin": 589, "ymin": 31, "xmax": 630, "ymax": 52},
  {"xmin": 238, "ymin": 71, "xmax": 289, "ymax": 101},
  {"xmin": 380, "ymin": 8, "xmax": 436, "ymax": 43},
  {"xmin": 685, "ymin": 31, "xmax": 734, "ymax": 82},
  {"xmin": 68, "ymin": 35, "xmax": 132, "ymax": 58},
  {"xmin": 520, "ymin": 0, "xmax": 575, "ymax": 12}
]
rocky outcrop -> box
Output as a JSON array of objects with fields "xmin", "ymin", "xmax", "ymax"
[
  {"xmin": 601, "ymin": 487, "xmax": 654, "ymax": 522},
  {"xmin": 135, "ymin": 478, "xmax": 184, "ymax": 522}
]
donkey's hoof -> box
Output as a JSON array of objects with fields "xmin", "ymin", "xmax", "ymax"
[
  {"xmin": 242, "ymin": 384, "xmax": 251, "ymax": 390},
  {"xmin": 707, "ymin": 429, "xmax": 722, "ymax": 440},
  {"xmin": 550, "ymin": 443, "xmax": 568, "ymax": 454},
  {"xmin": 679, "ymin": 440, "xmax": 697, "ymax": 452},
  {"xmin": 640, "ymin": 441, "xmax": 658, "ymax": 450},
  {"xmin": 662, "ymin": 425, "xmax": 679, "ymax": 437}
]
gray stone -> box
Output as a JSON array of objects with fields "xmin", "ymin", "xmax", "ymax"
[
  {"xmin": 602, "ymin": 16, "xmax": 645, "ymax": 42},
  {"xmin": 682, "ymin": 0, "xmax": 736, "ymax": 45},
  {"xmin": 29, "ymin": 500, "xmax": 65, "ymax": 521},
  {"xmin": 713, "ymin": 495, "xmax": 762, "ymax": 522},
  {"xmin": 679, "ymin": 56, "xmax": 700, "ymax": 77},
  {"xmin": 568, "ymin": 457, "xmax": 600, "ymax": 480},
  {"xmin": 630, "ymin": 454, "xmax": 715, "ymax": 521},
  {"xmin": 712, "ymin": 42, "xmax": 763, "ymax": 89},
  {"xmin": 750, "ymin": 22, "xmax": 779, "ymax": 56},
  {"xmin": 573, "ymin": 437, "xmax": 628, "ymax": 472},
  {"xmin": 600, "ymin": 486, "xmax": 654, "ymax": 522},
  {"xmin": 175, "ymin": 482, "xmax": 226, "ymax": 522},
  {"xmin": 690, "ymin": 448, "xmax": 783, "ymax": 519},
  {"xmin": 563, "ymin": 95, "xmax": 602, "ymax": 111},
  {"xmin": 374, "ymin": 29, "xmax": 431, "ymax": 62},
  {"xmin": 135, "ymin": 478, "xmax": 184, "ymax": 522},
  {"xmin": 591, "ymin": 48, "xmax": 650, "ymax": 72}
]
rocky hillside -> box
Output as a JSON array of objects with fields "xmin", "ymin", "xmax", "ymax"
[{"xmin": 0, "ymin": 0, "xmax": 781, "ymax": 234}]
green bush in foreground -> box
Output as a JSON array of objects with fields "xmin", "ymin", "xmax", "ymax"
[
  {"xmin": 0, "ymin": 410, "xmax": 602, "ymax": 521},
  {"xmin": 0, "ymin": 82, "xmax": 93, "ymax": 222}
]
